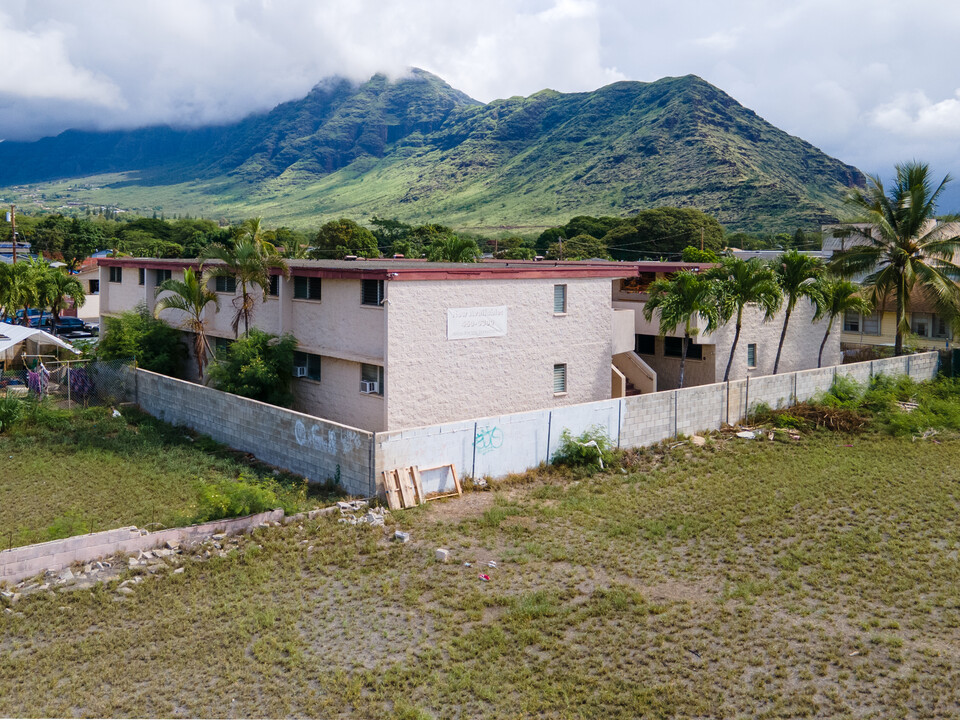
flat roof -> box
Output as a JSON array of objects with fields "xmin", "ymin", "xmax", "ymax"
[{"xmin": 96, "ymin": 257, "xmax": 710, "ymax": 281}]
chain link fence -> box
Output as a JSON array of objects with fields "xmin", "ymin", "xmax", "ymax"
[{"xmin": 2, "ymin": 357, "xmax": 135, "ymax": 408}]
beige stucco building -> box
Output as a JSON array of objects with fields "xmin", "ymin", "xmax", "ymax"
[{"xmin": 98, "ymin": 257, "xmax": 835, "ymax": 429}]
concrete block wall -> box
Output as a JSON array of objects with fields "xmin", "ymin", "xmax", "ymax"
[
  {"xmin": 0, "ymin": 510, "xmax": 284, "ymax": 585},
  {"xmin": 376, "ymin": 352, "xmax": 939, "ymax": 482},
  {"xmin": 126, "ymin": 368, "xmax": 375, "ymax": 496}
]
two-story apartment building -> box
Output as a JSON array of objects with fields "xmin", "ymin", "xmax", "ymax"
[{"xmin": 99, "ymin": 257, "xmax": 835, "ymax": 429}]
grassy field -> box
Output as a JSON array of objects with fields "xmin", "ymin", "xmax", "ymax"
[
  {"xmin": 0, "ymin": 403, "xmax": 322, "ymax": 547},
  {"xmin": 2, "ymin": 419, "xmax": 959, "ymax": 717}
]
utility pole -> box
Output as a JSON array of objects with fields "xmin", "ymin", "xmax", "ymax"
[{"xmin": 9, "ymin": 204, "xmax": 15, "ymax": 264}]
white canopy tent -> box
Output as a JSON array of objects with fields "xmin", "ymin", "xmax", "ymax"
[{"xmin": 0, "ymin": 324, "xmax": 78, "ymax": 364}]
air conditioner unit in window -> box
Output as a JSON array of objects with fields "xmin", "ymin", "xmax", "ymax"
[
  {"xmin": 293, "ymin": 366, "xmax": 307, "ymax": 378},
  {"xmin": 360, "ymin": 380, "xmax": 379, "ymax": 394}
]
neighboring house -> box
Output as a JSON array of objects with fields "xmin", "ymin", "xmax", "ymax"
[
  {"xmin": 72, "ymin": 259, "xmax": 101, "ymax": 321},
  {"xmin": 822, "ymin": 222, "xmax": 960, "ymax": 351},
  {"xmin": 612, "ymin": 274, "xmax": 839, "ymax": 391}
]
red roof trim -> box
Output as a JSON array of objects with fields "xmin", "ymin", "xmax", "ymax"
[{"xmin": 96, "ymin": 258, "xmax": 710, "ymax": 280}]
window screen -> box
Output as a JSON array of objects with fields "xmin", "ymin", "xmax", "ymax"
[
  {"xmin": 553, "ymin": 284, "xmax": 567, "ymax": 313},
  {"xmin": 747, "ymin": 344, "xmax": 757, "ymax": 367},
  {"xmin": 138, "ymin": 268, "xmax": 145, "ymax": 286},
  {"xmin": 268, "ymin": 275, "xmax": 279, "ymax": 297},
  {"xmin": 553, "ymin": 364, "xmax": 567, "ymax": 393},
  {"xmin": 635, "ymin": 334, "xmax": 656, "ymax": 355},
  {"xmin": 843, "ymin": 309, "xmax": 860, "ymax": 332},
  {"xmin": 155, "ymin": 269, "xmax": 171, "ymax": 285},
  {"xmin": 293, "ymin": 352, "xmax": 322, "ymax": 381},
  {"xmin": 294, "ymin": 276, "xmax": 322, "ymax": 300},
  {"xmin": 215, "ymin": 276, "xmax": 236, "ymax": 293},
  {"xmin": 361, "ymin": 279, "xmax": 384, "ymax": 306},
  {"xmin": 109, "ymin": 267, "xmax": 123, "ymax": 283}
]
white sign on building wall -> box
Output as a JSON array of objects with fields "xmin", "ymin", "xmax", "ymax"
[{"xmin": 447, "ymin": 306, "xmax": 508, "ymax": 340}]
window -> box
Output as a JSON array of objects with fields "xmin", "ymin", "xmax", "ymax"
[
  {"xmin": 361, "ymin": 279, "xmax": 384, "ymax": 306},
  {"xmin": 747, "ymin": 343, "xmax": 757, "ymax": 368},
  {"xmin": 212, "ymin": 337, "xmax": 233, "ymax": 355},
  {"xmin": 360, "ymin": 363, "xmax": 384, "ymax": 395},
  {"xmin": 109, "ymin": 266, "xmax": 123, "ymax": 283},
  {"xmin": 553, "ymin": 284, "xmax": 567, "ymax": 314},
  {"xmin": 294, "ymin": 276, "xmax": 322, "ymax": 300},
  {"xmin": 635, "ymin": 333, "xmax": 656, "ymax": 355},
  {"xmin": 843, "ymin": 309, "xmax": 860, "ymax": 332},
  {"xmin": 88, "ymin": 279, "xmax": 100, "ymax": 295},
  {"xmin": 154, "ymin": 269, "xmax": 172, "ymax": 285},
  {"xmin": 553, "ymin": 363, "xmax": 567, "ymax": 394},
  {"xmin": 862, "ymin": 311, "xmax": 881, "ymax": 335},
  {"xmin": 911, "ymin": 313, "xmax": 931, "ymax": 338},
  {"xmin": 268, "ymin": 275, "xmax": 279, "ymax": 297},
  {"xmin": 293, "ymin": 352, "xmax": 322, "ymax": 381},
  {"xmin": 933, "ymin": 314, "xmax": 951, "ymax": 339},
  {"xmin": 215, "ymin": 275, "xmax": 237, "ymax": 293},
  {"xmin": 138, "ymin": 268, "xmax": 145, "ymax": 286},
  {"xmin": 664, "ymin": 336, "xmax": 703, "ymax": 360}
]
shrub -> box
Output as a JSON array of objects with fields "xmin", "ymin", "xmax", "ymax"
[
  {"xmin": 0, "ymin": 395, "xmax": 24, "ymax": 433},
  {"xmin": 207, "ymin": 329, "xmax": 297, "ymax": 406},
  {"xmin": 552, "ymin": 425, "xmax": 615, "ymax": 470},
  {"xmin": 97, "ymin": 303, "xmax": 187, "ymax": 377},
  {"xmin": 194, "ymin": 476, "xmax": 281, "ymax": 522}
]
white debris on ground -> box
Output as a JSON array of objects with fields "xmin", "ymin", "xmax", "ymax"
[{"xmin": 336, "ymin": 499, "xmax": 389, "ymax": 527}]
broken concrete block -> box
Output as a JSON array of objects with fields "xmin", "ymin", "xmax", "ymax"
[
  {"xmin": 394, "ymin": 531, "xmax": 411, "ymax": 543},
  {"xmin": 435, "ymin": 548, "xmax": 450, "ymax": 563},
  {"xmin": 691, "ymin": 435, "xmax": 706, "ymax": 447},
  {"xmin": 57, "ymin": 568, "xmax": 74, "ymax": 583}
]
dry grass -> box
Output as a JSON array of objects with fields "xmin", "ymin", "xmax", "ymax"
[{"xmin": 2, "ymin": 428, "xmax": 960, "ymax": 718}]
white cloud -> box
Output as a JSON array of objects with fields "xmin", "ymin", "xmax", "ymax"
[{"xmin": 870, "ymin": 90, "xmax": 960, "ymax": 139}]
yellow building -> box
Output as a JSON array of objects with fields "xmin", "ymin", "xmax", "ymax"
[{"xmin": 840, "ymin": 289, "xmax": 954, "ymax": 352}]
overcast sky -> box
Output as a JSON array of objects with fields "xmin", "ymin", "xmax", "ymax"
[{"xmin": 2, "ymin": 0, "xmax": 960, "ymax": 210}]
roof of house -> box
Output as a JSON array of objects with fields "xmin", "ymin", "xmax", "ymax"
[{"xmin": 96, "ymin": 257, "xmax": 711, "ymax": 281}]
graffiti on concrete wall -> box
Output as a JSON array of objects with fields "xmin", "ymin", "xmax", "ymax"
[
  {"xmin": 294, "ymin": 419, "xmax": 365, "ymax": 454},
  {"xmin": 475, "ymin": 425, "xmax": 504, "ymax": 455}
]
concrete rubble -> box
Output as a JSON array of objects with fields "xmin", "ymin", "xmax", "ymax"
[{"xmin": 0, "ymin": 500, "xmax": 386, "ymax": 605}]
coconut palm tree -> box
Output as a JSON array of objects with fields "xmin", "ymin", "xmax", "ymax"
[
  {"xmin": 772, "ymin": 250, "xmax": 823, "ymax": 374},
  {"xmin": 45, "ymin": 268, "xmax": 86, "ymax": 323},
  {"xmin": 709, "ymin": 257, "xmax": 783, "ymax": 381},
  {"xmin": 154, "ymin": 266, "xmax": 221, "ymax": 380},
  {"xmin": 811, "ymin": 276, "xmax": 873, "ymax": 368},
  {"xmin": 643, "ymin": 270, "xmax": 721, "ymax": 388},
  {"xmin": 202, "ymin": 238, "xmax": 288, "ymax": 337},
  {"xmin": 829, "ymin": 161, "xmax": 960, "ymax": 355}
]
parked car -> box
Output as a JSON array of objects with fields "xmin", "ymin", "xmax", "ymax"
[
  {"xmin": 13, "ymin": 308, "xmax": 44, "ymax": 327},
  {"xmin": 50, "ymin": 317, "xmax": 98, "ymax": 339}
]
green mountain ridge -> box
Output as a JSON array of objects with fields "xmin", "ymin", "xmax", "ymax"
[{"xmin": 0, "ymin": 69, "xmax": 863, "ymax": 232}]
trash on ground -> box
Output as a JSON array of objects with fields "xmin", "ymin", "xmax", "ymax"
[
  {"xmin": 394, "ymin": 530, "xmax": 411, "ymax": 543},
  {"xmin": 435, "ymin": 548, "xmax": 450, "ymax": 562},
  {"xmin": 736, "ymin": 431, "xmax": 756, "ymax": 440},
  {"xmin": 478, "ymin": 574, "xmax": 490, "ymax": 582}
]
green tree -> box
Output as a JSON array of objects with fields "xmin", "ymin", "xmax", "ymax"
[
  {"xmin": 207, "ymin": 329, "xmax": 298, "ymax": 407},
  {"xmin": 680, "ymin": 246, "xmax": 719, "ymax": 263},
  {"xmin": 709, "ymin": 257, "xmax": 783, "ymax": 381},
  {"xmin": 311, "ymin": 219, "xmax": 379, "ymax": 259},
  {"xmin": 97, "ymin": 304, "xmax": 187, "ymax": 376},
  {"xmin": 154, "ymin": 267, "xmax": 221, "ymax": 380},
  {"xmin": 202, "ymin": 239, "xmax": 288, "ymax": 337},
  {"xmin": 604, "ymin": 208, "xmax": 724, "ymax": 260},
  {"xmin": 811, "ymin": 277, "xmax": 873, "ymax": 368},
  {"xmin": 772, "ymin": 250, "xmax": 823, "ymax": 374},
  {"xmin": 829, "ymin": 161, "xmax": 960, "ymax": 355},
  {"xmin": 426, "ymin": 235, "xmax": 482, "ymax": 262},
  {"xmin": 544, "ymin": 234, "xmax": 610, "ymax": 260},
  {"xmin": 643, "ymin": 271, "xmax": 721, "ymax": 388}
]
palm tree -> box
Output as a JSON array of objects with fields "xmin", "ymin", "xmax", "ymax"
[
  {"xmin": 643, "ymin": 270, "xmax": 721, "ymax": 388},
  {"xmin": 829, "ymin": 161, "xmax": 960, "ymax": 355},
  {"xmin": 238, "ymin": 217, "xmax": 279, "ymax": 255},
  {"xmin": 155, "ymin": 266, "xmax": 221, "ymax": 380},
  {"xmin": 45, "ymin": 268, "xmax": 86, "ymax": 323},
  {"xmin": 772, "ymin": 250, "xmax": 823, "ymax": 374},
  {"xmin": 202, "ymin": 238, "xmax": 288, "ymax": 337},
  {"xmin": 709, "ymin": 257, "xmax": 783, "ymax": 381},
  {"xmin": 426, "ymin": 235, "xmax": 481, "ymax": 263},
  {"xmin": 811, "ymin": 276, "xmax": 873, "ymax": 368}
]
